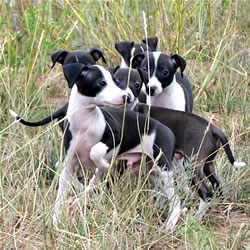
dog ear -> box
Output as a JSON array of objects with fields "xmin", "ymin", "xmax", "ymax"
[
  {"xmin": 142, "ymin": 36, "xmax": 158, "ymax": 51},
  {"xmin": 89, "ymin": 47, "xmax": 107, "ymax": 64},
  {"xmin": 132, "ymin": 53, "xmax": 145, "ymax": 68},
  {"xmin": 115, "ymin": 41, "xmax": 134, "ymax": 66},
  {"xmin": 63, "ymin": 63, "xmax": 89, "ymax": 89},
  {"xmin": 170, "ymin": 53, "xmax": 186, "ymax": 77},
  {"xmin": 51, "ymin": 50, "xmax": 69, "ymax": 69},
  {"xmin": 136, "ymin": 68, "xmax": 149, "ymax": 85}
]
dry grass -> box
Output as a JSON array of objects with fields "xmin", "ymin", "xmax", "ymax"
[{"xmin": 0, "ymin": 0, "xmax": 249, "ymax": 249}]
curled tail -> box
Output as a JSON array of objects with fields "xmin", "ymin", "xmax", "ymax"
[
  {"xmin": 211, "ymin": 126, "xmax": 246, "ymax": 169},
  {"xmin": 9, "ymin": 102, "xmax": 68, "ymax": 127}
]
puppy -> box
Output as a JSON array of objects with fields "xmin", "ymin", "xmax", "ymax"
[
  {"xmin": 113, "ymin": 67, "xmax": 143, "ymax": 110},
  {"xmin": 51, "ymin": 47, "xmax": 106, "ymax": 69},
  {"xmin": 49, "ymin": 63, "xmax": 181, "ymax": 230},
  {"xmin": 138, "ymin": 52, "xmax": 193, "ymax": 112},
  {"xmin": 9, "ymin": 48, "xmax": 107, "ymax": 132},
  {"xmin": 115, "ymin": 36, "xmax": 158, "ymax": 68},
  {"xmin": 135, "ymin": 103, "xmax": 246, "ymax": 219}
]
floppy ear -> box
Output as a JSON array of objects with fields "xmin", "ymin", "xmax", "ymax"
[
  {"xmin": 51, "ymin": 50, "xmax": 69, "ymax": 69},
  {"xmin": 132, "ymin": 53, "xmax": 145, "ymax": 68},
  {"xmin": 137, "ymin": 68, "xmax": 149, "ymax": 85},
  {"xmin": 142, "ymin": 36, "xmax": 158, "ymax": 51},
  {"xmin": 115, "ymin": 41, "xmax": 134, "ymax": 65},
  {"xmin": 89, "ymin": 47, "xmax": 107, "ymax": 64},
  {"xmin": 170, "ymin": 53, "xmax": 186, "ymax": 77},
  {"xmin": 63, "ymin": 63, "xmax": 89, "ymax": 89}
]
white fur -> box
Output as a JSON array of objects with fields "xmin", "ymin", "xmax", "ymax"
[
  {"xmin": 120, "ymin": 58, "xmax": 129, "ymax": 68},
  {"xmin": 94, "ymin": 65, "xmax": 128, "ymax": 106},
  {"xmin": 148, "ymin": 75, "xmax": 186, "ymax": 111},
  {"xmin": 195, "ymin": 197, "xmax": 211, "ymax": 221},
  {"xmin": 152, "ymin": 167, "xmax": 181, "ymax": 230},
  {"xmin": 90, "ymin": 142, "xmax": 110, "ymax": 172},
  {"xmin": 9, "ymin": 109, "xmax": 19, "ymax": 119},
  {"xmin": 233, "ymin": 161, "xmax": 246, "ymax": 169},
  {"xmin": 147, "ymin": 75, "xmax": 163, "ymax": 96}
]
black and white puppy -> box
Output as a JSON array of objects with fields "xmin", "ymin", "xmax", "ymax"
[
  {"xmin": 51, "ymin": 47, "xmax": 106, "ymax": 69},
  {"xmin": 138, "ymin": 52, "xmax": 193, "ymax": 112},
  {"xmin": 135, "ymin": 103, "xmax": 246, "ymax": 219},
  {"xmin": 9, "ymin": 48, "xmax": 107, "ymax": 133},
  {"xmin": 52, "ymin": 63, "xmax": 180, "ymax": 230},
  {"xmin": 9, "ymin": 66, "xmax": 143, "ymax": 133},
  {"xmin": 115, "ymin": 36, "xmax": 158, "ymax": 68}
]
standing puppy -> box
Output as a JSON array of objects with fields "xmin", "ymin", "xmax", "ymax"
[
  {"xmin": 10, "ymin": 48, "xmax": 107, "ymax": 133},
  {"xmin": 135, "ymin": 103, "xmax": 246, "ymax": 219},
  {"xmin": 138, "ymin": 52, "xmax": 193, "ymax": 112},
  {"xmin": 115, "ymin": 36, "xmax": 158, "ymax": 68},
  {"xmin": 52, "ymin": 63, "xmax": 180, "ymax": 230}
]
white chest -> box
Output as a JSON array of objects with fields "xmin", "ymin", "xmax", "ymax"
[{"xmin": 150, "ymin": 76, "xmax": 186, "ymax": 111}]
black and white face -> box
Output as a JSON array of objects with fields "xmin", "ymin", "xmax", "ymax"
[
  {"xmin": 114, "ymin": 68, "xmax": 143, "ymax": 104},
  {"xmin": 63, "ymin": 64, "xmax": 129, "ymax": 107},
  {"xmin": 140, "ymin": 52, "xmax": 178, "ymax": 96}
]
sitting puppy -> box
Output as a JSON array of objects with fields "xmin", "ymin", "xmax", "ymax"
[
  {"xmin": 115, "ymin": 36, "xmax": 158, "ymax": 68},
  {"xmin": 135, "ymin": 103, "xmax": 246, "ymax": 219},
  {"xmin": 138, "ymin": 52, "xmax": 193, "ymax": 112}
]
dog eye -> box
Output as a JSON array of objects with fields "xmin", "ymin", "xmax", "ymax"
[
  {"xmin": 99, "ymin": 81, "xmax": 106, "ymax": 87},
  {"xmin": 142, "ymin": 67, "xmax": 148, "ymax": 71},
  {"xmin": 134, "ymin": 82, "xmax": 141, "ymax": 89},
  {"xmin": 162, "ymin": 70, "xmax": 169, "ymax": 76}
]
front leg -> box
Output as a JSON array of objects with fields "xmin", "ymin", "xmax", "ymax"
[
  {"xmin": 90, "ymin": 142, "xmax": 110, "ymax": 172},
  {"xmin": 53, "ymin": 159, "xmax": 78, "ymax": 227},
  {"xmin": 72, "ymin": 168, "xmax": 105, "ymax": 207}
]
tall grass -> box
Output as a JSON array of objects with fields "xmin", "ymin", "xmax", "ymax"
[{"xmin": 0, "ymin": 0, "xmax": 249, "ymax": 249}]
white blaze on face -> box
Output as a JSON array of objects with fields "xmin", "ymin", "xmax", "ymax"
[
  {"xmin": 94, "ymin": 65, "xmax": 127, "ymax": 106},
  {"xmin": 147, "ymin": 52, "xmax": 162, "ymax": 96}
]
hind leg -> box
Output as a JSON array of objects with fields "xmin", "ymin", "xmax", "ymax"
[
  {"xmin": 192, "ymin": 164, "xmax": 213, "ymax": 220},
  {"xmin": 152, "ymin": 166, "xmax": 181, "ymax": 231},
  {"xmin": 203, "ymin": 161, "xmax": 222, "ymax": 196}
]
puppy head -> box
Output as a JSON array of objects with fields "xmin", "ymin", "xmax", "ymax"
[
  {"xmin": 139, "ymin": 52, "xmax": 186, "ymax": 96},
  {"xmin": 51, "ymin": 47, "xmax": 106, "ymax": 68},
  {"xmin": 115, "ymin": 36, "xmax": 158, "ymax": 68},
  {"xmin": 63, "ymin": 63, "xmax": 129, "ymax": 107},
  {"xmin": 113, "ymin": 67, "xmax": 143, "ymax": 105}
]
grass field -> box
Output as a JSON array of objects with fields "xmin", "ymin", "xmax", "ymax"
[{"xmin": 0, "ymin": 0, "xmax": 249, "ymax": 249}]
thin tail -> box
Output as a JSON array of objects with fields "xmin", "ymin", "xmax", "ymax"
[
  {"xmin": 211, "ymin": 126, "xmax": 246, "ymax": 169},
  {"xmin": 9, "ymin": 102, "xmax": 68, "ymax": 127}
]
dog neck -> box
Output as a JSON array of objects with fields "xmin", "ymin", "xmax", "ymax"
[
  {"xmin": 148, "ymin": 75, "xmax": 186, "ymax": 111},
  {"xmin": 67, "ymin": 85, "xmax": 102, "ymax": 127}
]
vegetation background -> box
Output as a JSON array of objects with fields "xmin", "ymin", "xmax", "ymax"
[{"xmin": 0, "ymin": 0, "xmax": 249, "ymax": 249}]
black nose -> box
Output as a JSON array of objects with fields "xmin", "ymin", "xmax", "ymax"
[
  {"xmin": 123, "ymin": 93, "xmax": 131, "ymax": 103},
  {"xmin": 146, "ymin": 86, "xmax": 157, "ymax": 96}
]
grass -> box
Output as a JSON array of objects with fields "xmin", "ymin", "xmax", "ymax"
[{"xmin": 0, "ymin": 0, "xmax": 249, "ymax": 249}]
